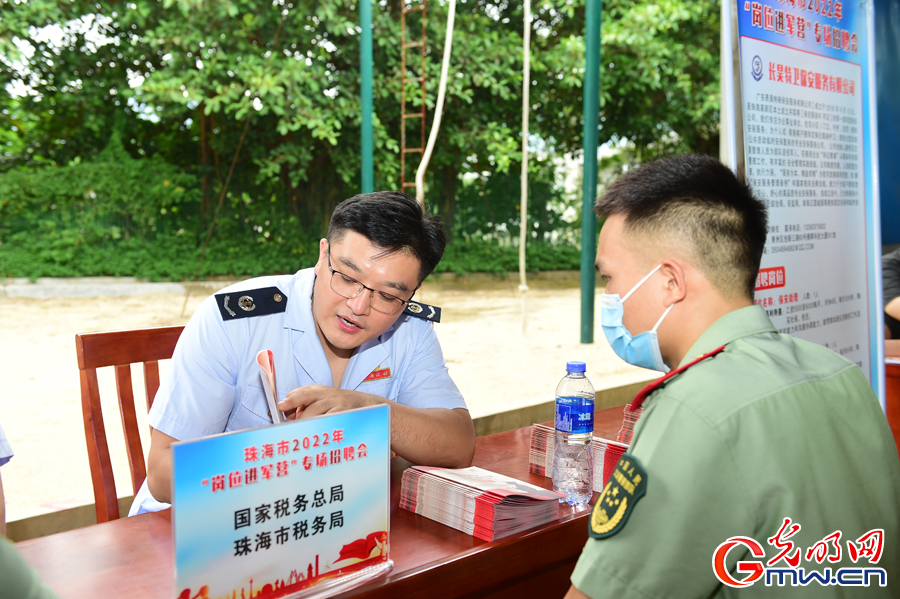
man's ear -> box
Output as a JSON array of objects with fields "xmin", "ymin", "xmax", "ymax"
[
  {"xmin": 659, "ymin": 258, "xmax": 688, "ymax": 307},
  {"xmin": 313, "ymin": 238, "xmax": 328, "ymax": 276}
]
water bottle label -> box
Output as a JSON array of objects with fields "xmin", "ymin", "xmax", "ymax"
[{"xmin": 555, "ymin": 396, "xmax": 594, "ymax": 434}]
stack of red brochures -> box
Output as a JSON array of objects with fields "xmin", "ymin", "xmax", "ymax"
[
  {"xmin": 529, "ymin": 423, "xmax": 628, "ymax": 492},
  {"xmin": 399, "ymin": 466, "xmax": 564, "ymax": 541}
]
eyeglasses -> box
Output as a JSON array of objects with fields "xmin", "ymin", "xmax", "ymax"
[{"xmin": 327, "ymin": 248, "xmax": 413, "ymax": 315}]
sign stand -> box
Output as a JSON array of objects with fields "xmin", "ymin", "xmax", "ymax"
[
  {"xmin": 172, "ymin": 404, "xmax": 392, "ymax": 599},
  {"xmin": 722, "ymin": 0, "xmax": 885, "ymax": 407}
]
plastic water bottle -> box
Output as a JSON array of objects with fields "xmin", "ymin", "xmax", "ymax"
[{"xmin": 551, "ymin": 361, "xmax": 595, "ymax": 506}]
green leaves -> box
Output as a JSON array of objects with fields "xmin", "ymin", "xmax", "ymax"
[
  {"xmin": 0, "ymin": 0, "xmax": 722, "ymax": 276},
  {"xmin": 434, "ymin": 239, "xmax": 581, "ymax": 276},
  {"xmin": 0, "ymin": 130, "xmax": 199, "ymax": 244},
  {"xmin": 595, "ymin": 0, "xmax": 721, "ymax": 152}
]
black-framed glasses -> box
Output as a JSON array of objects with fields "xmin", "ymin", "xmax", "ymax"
[{"xmin": 327, "ymin": 248, "xmax": 413, "ymax": 315}]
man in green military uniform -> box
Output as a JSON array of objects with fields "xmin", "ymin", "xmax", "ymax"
[{"xmin": 565, "ymin": 155, "xmax": 900, "ymax": 598}]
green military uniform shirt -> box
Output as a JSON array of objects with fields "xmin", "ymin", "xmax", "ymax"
[
  {"xmin": 0, "ymin": 537, "xmax": 60, "ymax": 599},
  {"xmin": 571, "ymin": 305, "xmax": 900, "ymax": 597}
]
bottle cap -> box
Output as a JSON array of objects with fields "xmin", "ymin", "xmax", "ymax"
[{"xmin": 566, "ymin": 361, "xmax": 586, "ymax": 373}]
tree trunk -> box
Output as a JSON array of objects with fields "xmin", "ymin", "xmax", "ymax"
[
  {"xmin": 438, "ymin": 162, "xmax": 458, "ymax": 242},
  {"xmin": 295, "ymin": 147, "xmax": 346, "ymax": 238},
  {"xmin": 199, "ymin": 103, "xmax": 209, "ymax": 239}
]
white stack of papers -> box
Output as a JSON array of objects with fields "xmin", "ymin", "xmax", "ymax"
[{"xmin": 399, "ymin": 466, "xmax": 564, "ymax": 541}]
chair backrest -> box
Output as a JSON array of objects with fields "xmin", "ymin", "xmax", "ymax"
[
  {"xmin": 76, "ymin": 326, "xmax": 183, "ymax": 523},
  {"xmin": 884, "ymin": 362, "xmax": 900, "ymax": 459}
]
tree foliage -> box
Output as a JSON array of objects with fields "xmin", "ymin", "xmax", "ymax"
[{"xmin": 0, "ymin": 0, "xmax": 720, "ymax": 278}]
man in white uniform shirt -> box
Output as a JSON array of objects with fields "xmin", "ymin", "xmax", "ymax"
[{"xmin": 131, "ymin": 191, "xmax": 475, "ymax": 514}]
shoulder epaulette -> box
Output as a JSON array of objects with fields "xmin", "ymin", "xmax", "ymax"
[
  {"xmin": 215, "ymin": 287, "xmax": 287, "ymax": 321},
  {"xmin": 404, "ymin": 300, "xmax": 441, "ymax": 323}
]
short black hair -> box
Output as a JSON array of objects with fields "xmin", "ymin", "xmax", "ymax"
[
  {"xmin": 595, "ymin": 154, "xmax": 767, "ymax": 299},
  {"xmin": 327, "ymin": 191, "xmax": 447, "ymax": 282}
]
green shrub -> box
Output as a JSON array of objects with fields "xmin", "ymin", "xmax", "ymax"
[
  {"xmin": 0, "ymin": 234, "xmax": 320, "ymax": 281},
  {"xmin": 434, "ymin": 239, "xmax": 581, "ymax": 277},
  {"xmin": 0, "ymin": 235, "xmax": 581, "ymax": 281},
  {"xmin": 0, "ymin": 135, "xmax": 583, "ymax": 281}
]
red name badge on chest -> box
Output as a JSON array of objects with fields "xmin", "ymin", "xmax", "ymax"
[{"xmin": 363, "ymin": 367, "xmax": 392, "ymax": 382}]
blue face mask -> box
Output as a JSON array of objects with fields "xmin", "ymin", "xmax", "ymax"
[{"xmin": 600, "ymin": 264, "xmax": 674, "ymax": 373}]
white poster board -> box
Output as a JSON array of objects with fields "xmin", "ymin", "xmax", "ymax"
[{"xmin": 723, "ymin": 0, "xmax": 884, "ymax": 405}]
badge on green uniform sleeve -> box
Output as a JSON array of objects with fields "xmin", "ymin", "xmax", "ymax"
[{"xmin": 589, "ymin": 452, "xmax": 648, "ymax": 539}]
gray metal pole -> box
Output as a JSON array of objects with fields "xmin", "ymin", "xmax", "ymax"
[
  {"xmin": 361, "ymin": 0, "xmax": 374, "ymax": 193},
  {"xmin": 580, "ymin": 0, "xmax": 602, "ymax": 344}
]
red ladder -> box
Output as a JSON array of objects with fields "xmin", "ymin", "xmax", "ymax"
[{"xmin": 400, "ymin": 0, "xmax": 427, "ymax": 192}]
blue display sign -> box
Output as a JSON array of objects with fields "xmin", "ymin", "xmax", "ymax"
[
  {"xmin": 725, "ymin": 0, "xmax": 884, "ymax": 403},
  {"xmin": 172, "ymin": 404, "xmax": 392, "ymax": 599}
]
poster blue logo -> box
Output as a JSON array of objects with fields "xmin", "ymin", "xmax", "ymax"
[{"xmin": 752, "ymin": 55, "xmax": 763, "ymax": 81}]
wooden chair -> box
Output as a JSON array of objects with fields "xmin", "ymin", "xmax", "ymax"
[
  {"xmin": 884, "ymin": 362, "xmax": 900, "ymax": 459},
  {"xmin": 76, "ymin": 326, "xmax": 184, "ymax": 523}
]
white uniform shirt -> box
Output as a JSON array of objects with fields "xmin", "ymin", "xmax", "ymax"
[
  {"xmin": 130, "ymin": 268, "xmax": 465, "ymax": 514},
  {"xmin": 0, "ymin": 423, "xmax": 13, "ymax": 467}
]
